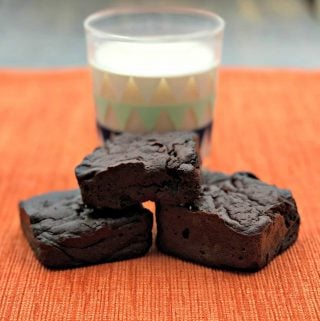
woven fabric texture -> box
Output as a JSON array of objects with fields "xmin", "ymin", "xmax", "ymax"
[{"xmin": 0, "ymin": 68, "xmax": 319, "ymax": 321}]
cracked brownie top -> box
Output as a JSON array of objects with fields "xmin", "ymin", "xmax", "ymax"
[
  {"xmin": 75, "ymin": 132, "xmax": 201, "ymax": 208},
  {"xmin": 192, "ymin": 172, "xmax": 298, "ymax": 234},
  {"xmin": 20, "ymin": 190, "xmax": 149, "ymax": 244},
  {"xmin": 75, "ymin": 132, "xmax": 200, "ymax": 180}
]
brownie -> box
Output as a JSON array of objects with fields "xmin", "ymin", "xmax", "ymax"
[
  {"xmin": 156, "ymin": 171, "xmax": 300, "ymax": 271},
  {"xmin": 19, "ymin": 190, "xmax": 153, "ymax": 269},
  {"xmin": 75, "ymin": 132, "xmax": 201, "ymax": 209}
]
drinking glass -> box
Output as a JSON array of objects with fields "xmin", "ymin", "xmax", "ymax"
[{"xmin": 84, "ymin": 6, "xmax": 225, "ymax": 156}]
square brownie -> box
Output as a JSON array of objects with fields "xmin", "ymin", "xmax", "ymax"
[
  {"xmin": 19, "ymin": 190, "xmax": 153, "ymax": 269},
  {"xmin": 75, "ymin": 132, "xmax": 201, "ymax": 209},
  {"xmin": 156, "ymin": 172, "xmax": 300, "ymax": 271}
]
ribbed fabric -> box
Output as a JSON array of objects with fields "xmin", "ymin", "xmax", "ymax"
[{"xmin": 0, "ymin": 68, "xmax": 319, "ymax": 321}]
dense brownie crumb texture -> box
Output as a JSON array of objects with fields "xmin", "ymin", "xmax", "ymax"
[
  {"xmin": 156, "ymin": 171, "xmax": 300, "ymax": 271},
  {"xmin": 19, "ymin": 190, "xmax": 153, "ymax": 269},
  {"xmin": 75, "ymin": 132, "xmax": 201, "ymax": 209},
  {"xmin": 19, "ymin": 131, "xmax": 300, "ymax": 272}
]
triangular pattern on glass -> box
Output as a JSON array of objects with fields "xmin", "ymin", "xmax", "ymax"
[
  {"xmin": 108, "ymin": 72, "xmax": 129, "ymax": 102},
  {"xmin": 184, "ymin": 76, "xmax": 199, "ymax": 102},
  {"xmin": 104, "ymin": 103, "xmax": 120, "ymax": 130},
  {"xmin": 113, "ymin": 104, "xmax": 133, "ymax": 130},
  {"xmin": 155, "ymin": 111, "xmax": 175, "ymax": 132},
  {"xmin": 92, "ymin": 68, "xmax": 104, "ymax": 96},
  {"xmin": 125, "ymin": 109, "xmax": 146, "ymax": 133},
  {"xmin": 95, "ymin": 96, "xmax": 108, "ymax": 123},
  {"xmin": 208, "ymin": 70, "xmax": 216, "ymax": 93},
  {"xmin": 197, "ymin": 101, "xmax": 213, "ymax": 127},
  {"xmin": 134, "ymin": 77, "xmax": 160, "ymax": 103},
  {"xmin": 192, "ymin": 101, "xmax": 206, "ymax": 127},
  {"xmin": 195, "ymin": 72, "xmax": 212, "ymax": 98},
  {"xmin": 166, "ymin": 76, "xmax": 189, "ymax": 103},
  {"xmin": 122, "ymin": 77, "xmax": 144, "ymax": 104},
  {"xmin": 137, "ymin": 107, "xmax": 162, "ymax": 131},
  {"xmin": 101, "ymin": 73, "xmax": 116, "ymax": 101},
  {"xmin": 166, "ymin": 105, "xmax": 189, "ymax": 130},
  {"xmin": 182, "ymin": 107, "xmax": 198, "ymax": 130},
  {"xmin": 150, "ymin": 78, "xmax": 176, "ymax": 105}
]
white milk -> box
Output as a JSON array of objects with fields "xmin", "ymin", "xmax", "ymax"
[{"xmin": 91, "ymin": 42, "xmax": 217, "ymax": 77}]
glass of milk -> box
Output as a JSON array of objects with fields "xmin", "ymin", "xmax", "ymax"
[{"xmin": 84, "ymin": 7, "xmax": 224, "ymax": 155}]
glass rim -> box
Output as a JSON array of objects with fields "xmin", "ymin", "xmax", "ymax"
[{"xmin": 84, "ymin": 6, "xmax": 225, "ymax": 42}]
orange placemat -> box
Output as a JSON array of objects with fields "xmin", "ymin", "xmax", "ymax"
[{"xmin": 0, "ymin": 68, "xmax": 319, "ymax": 321}]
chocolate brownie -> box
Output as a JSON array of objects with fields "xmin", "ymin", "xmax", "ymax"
[
  {"xmin": 75, "ymin": 132, "xmax": 201, "ymax": 209},
  {"xmin": 156, "ymin": 171, "xmax": 300, "ymax": 271},
  {"xmin": 19, "ymin": 190, "xmax": 153, "ymax": 269}
]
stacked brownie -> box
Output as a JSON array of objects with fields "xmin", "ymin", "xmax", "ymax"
[
  {"xmin": 19, "ymin": 132, "xmax": 300, "ymax": 271},
  {"xmin": 75, "ymin": 132, "xmax": 201, "ymax": 208}
]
